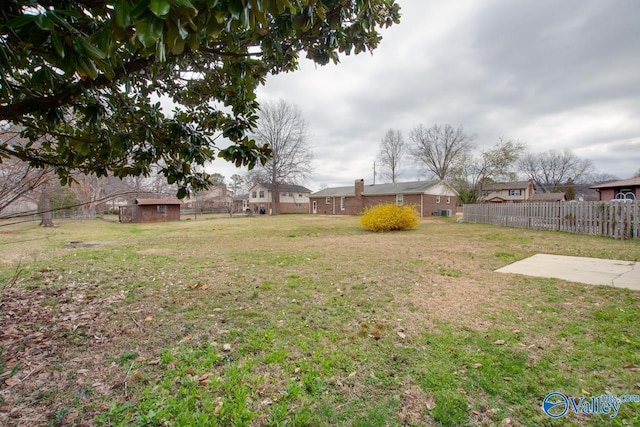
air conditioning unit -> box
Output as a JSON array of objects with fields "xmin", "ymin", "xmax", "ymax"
[{"xmin": 442, "ymin": 209, "xmax": 452, "ymax": 217}]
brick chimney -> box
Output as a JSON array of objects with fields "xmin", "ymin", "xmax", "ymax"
[
  {"xmin": 355, "ymin": 179, "xmax": 364, "ymax": 198},
  {"xmin": 355, "ymin": 179, "xmax": 365, "ymax": 213}
]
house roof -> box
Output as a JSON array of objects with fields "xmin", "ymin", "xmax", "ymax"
[
  {"xmin": 135, "ymin": 198, "xmax": 182, "ymax": 205},
  {"xmin": 482, "ymin": 180, "xmax": 532, "ymax": 191},
  {"xmin": 311, "ymin": 180, "xmax": 458, "ymax": 197},
  {"xmin": 530, "ymin": 192, "xmax": 566, "ymax": 202},
  {"xmin": 363, "ymin": 180, "xmax": 442, "ymax": 195},
  {"xmin": 251, "ymin": 183, "xmax": 312, "ymax": 193},
  {"xmin": 233, "ymin": 193, "xmax": 249, "ymax": 200},
  {"xmin": 311, "ymin": 185, "xmax": 355, "ymax": 197},
  {"xmin": 590, "ymin": 177, "xmax": 640, "ymax": 189}
]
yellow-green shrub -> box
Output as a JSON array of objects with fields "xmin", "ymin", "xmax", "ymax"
[{"xmin": 359, "ymin": 203, "xmax": 421, "ymax": 232}]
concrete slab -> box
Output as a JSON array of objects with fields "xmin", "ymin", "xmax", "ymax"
[{"xmin": 495, "ymin": 254, "xmax": 640, "ymax": 291}]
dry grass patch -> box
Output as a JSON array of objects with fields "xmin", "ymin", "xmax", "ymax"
[{"xmin": 0, "ymin": 215, "xmax": 639, "ymax": 426}]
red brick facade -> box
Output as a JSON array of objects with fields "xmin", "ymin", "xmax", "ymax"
[{"xmin": 310, "ymin": 179, "xmax": 458, "ymax": 217}]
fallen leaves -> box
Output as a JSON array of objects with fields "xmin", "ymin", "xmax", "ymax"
[{"xmin": 0, "ymin": 285, "xmax": 127, "ymax": 424}]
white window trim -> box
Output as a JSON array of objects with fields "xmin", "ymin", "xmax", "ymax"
[
  {"xmin": 326, "ymin": 197, "xmax": 331, "ymax": 205},
  {"xmin": 436, "ymin": 195, "xmax": 441, "ymax": 204},
  {"xmin": 396, "ymin": 194, "xmax": 403, "ymax": 206}
]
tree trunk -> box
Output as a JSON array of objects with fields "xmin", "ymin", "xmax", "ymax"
[
  {"xmin": 271, "ymin": 180, "xmax": 279, "ymax": 215},
  {"xmin": 38, "ymin": 189, "xmax": 54, "ymax": 227}
]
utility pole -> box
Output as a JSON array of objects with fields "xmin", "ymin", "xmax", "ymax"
[{"xmin": 373, "ymin": 161, "xmax": 377, "ymax": 185}]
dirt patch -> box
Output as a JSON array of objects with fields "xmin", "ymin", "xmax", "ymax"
[
  {"xmin": 64, "ymin": 241, "xmax": 116, "ymax": 248},
  {"xmin": 136, "ymin": 248, "xmax": 174, "ymax": 256}
]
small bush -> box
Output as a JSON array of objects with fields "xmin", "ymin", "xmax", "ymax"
[{"xmin": 359, "ymin": 204, "xmax": 421, "ymax": 232}]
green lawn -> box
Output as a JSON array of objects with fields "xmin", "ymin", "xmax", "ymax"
[{"xmin": 0, "ymin": 215, "xmax": 639, "ymax": 426}]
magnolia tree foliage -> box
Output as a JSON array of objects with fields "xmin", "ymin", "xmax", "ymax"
[{"xmin": 0, "ymin": 0, "xmax": 401, "ymax": 197}]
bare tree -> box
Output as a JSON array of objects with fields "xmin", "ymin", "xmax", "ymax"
[
  {"xmin": 633, "ymin": 169, "xmax": 640, "ymax": 178},
  {"xmin": 67, "ymin": 173, "xmax": 127, "ymax": 217},
  {"xmin": 0, "ymin": 158, "xmax": 52, "ymax": 217},
  {"xmin": 252, "ymin": 100, "xmax": 313, "ymax": 215},
  {"xmin": 0, "ymin": 125, "xmax": 56, "ymax": 220},
  {"xmin": 229, "ymin": 174, "xmax": 245, "ymax": 195},
  {"xmin": 451, "ymin": 138, "xmax": 525, "ymax": 203},
  {"xmin": 377, "ymin": 129, "xmax": 405, "ymax": 183},
  {"xmin": 409, "ymin": 124, "xmax": 476, "ymax": 180},
  {"xmin": 518, "ymin": 149, "xmax": 594, "ymax": 191},
  {"xmin": 589, "ymin": 172, "xmax": 618, "ymax": 185}
]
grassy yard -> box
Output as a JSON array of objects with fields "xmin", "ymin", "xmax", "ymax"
[{"xmin": 0, "ymin": 214, "xmax": 639, "ymax": 426}]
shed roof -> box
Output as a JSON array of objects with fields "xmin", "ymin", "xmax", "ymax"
[{"xmin": 135, "ymin": 198, "xmax": 182, "ymax": 205}]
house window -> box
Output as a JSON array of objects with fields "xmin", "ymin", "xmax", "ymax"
[
  {"xmin": 157, "ymin": 204, "xmax": 166, "ymax": 213},
  {"xmin": 259, "ymin": 190, "xmax": 265, "ymax": 198},
  {"xmin": 326, "ymin": 197, "xmax": 331, "ymax": 205},
  {"xmin": 252, "ymin": 191, "xmax": 257, "ymax": 198},
  {"xmin": 396, "ymin": 194, "xmax": 403, "ymax": 206},
  {"xmin": 298, "ymin": 193, "xmax": 303, "ymax": 197},
  {"xmin": 446, "ymin": 196, "xmax": 451, "ymax": 204},
  {"xmin": 295, "ymin": 203, "xmax": 302, "ymax": 209},
  {"xmin": 509, "ymin": 189, "xmax": 521, "ymax": 196},
  {"xmin": 436, "ymin": 196, "xmax": 441, "ymax": 204},
  {"xmin": 340, "ymin": 197, "xmax": 346, "ymax": 210}
]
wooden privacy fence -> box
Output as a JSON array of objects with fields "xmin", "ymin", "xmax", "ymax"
[{"xmin": 463, "ymin": 201, "xmax": 640, "ymax": 240}]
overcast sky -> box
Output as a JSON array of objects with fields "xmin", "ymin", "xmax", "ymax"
[{"xmin": 213, "ymin": 0, "xmax": 640, "ymax": 191}]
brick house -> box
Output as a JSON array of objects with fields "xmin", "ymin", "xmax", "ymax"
[
  {"xmin": 233, "ymin": 193, "xmax": 250, "ymax": 214},
  {"xmin": 481, "ymin": 179, "xmax": 535, "ymax": 203},
  {"xmin": 119, "ymin": 198, "xmax": 182, "ymax": 223},
  {"xmin": 591, "ymin": 177, "xmax": 640, "ymax": 201},
  {"xmin": 247, "ymin": 183, "xmax": 311, "ymax": 214},
  {"xmin": 184, "ymin": 185, "xmax": 233, "ymax": 213},
  {"xmin": 309, "ymin": 179, "xmax": 458, "ymax": 217}
]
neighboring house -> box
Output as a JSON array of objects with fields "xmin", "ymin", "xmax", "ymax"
[
  {"xmin": 233, "ymin": 193, "xmax": 250, "ymax": 214},
  {"xmin": 184, "ymin": 185, "xmax": 233, "ymax": 213},
  {"xmin": 530, "ymin": 192, "xmax": 566, "ymax": 202},
  {"xmin": 481, "ymin": 180, "xmax": 535, "ymax": 203},
  {"xmin": 591, "ymin": 177, "xmax": 640, "ymax": 201},
  {"xmin": 309, "ymin": 179, "xmax": 458, "ymax": 217},
  {"xmin": 247, "ymin": 183, "xmax": 311, "ymax": 214},
  {"xmin": 119, "ymin": 198, "xmax": 181, "ymax": 223}
]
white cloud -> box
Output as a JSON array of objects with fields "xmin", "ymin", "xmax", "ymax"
[{"xmin": 211, "ymin": 0, "xmax": 640, "ymax": 188}]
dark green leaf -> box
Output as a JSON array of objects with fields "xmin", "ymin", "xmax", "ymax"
[
  {"xmin": 149, "ymin": 0, "xmax": 171, "ymax": 17},
  {"xmin": 5, "ymin": 14, "xmax": 36, "ymax": 29},
  {"xmin": 51, "ymin": 31, "xmax": 65, "ymax": 58},
  {"xmin": 114, "ymin": 0, "xmax": 132, "ymax": 28}
]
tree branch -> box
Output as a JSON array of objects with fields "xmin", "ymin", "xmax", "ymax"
[{"xmin": 0, "ymin": 56, "xmax": 155, "ymax": 122}]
